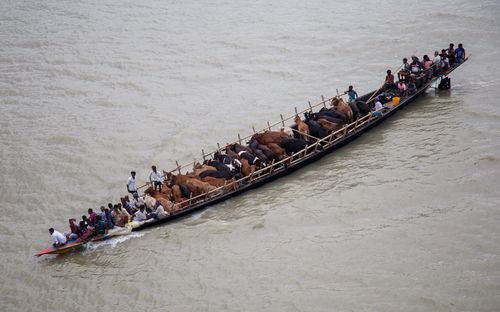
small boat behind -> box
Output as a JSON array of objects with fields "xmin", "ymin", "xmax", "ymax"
[{"xmin": 35, "ymin": 225, "xmax": 132, "ymax": 257}]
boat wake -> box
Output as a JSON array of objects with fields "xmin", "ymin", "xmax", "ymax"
[{"xmin": 84, "ymin": 232, "xmax": 144, "ymax": 252}]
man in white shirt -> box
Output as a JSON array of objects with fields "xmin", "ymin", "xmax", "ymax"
[
  {"xmin": 148, "ymin": 165, "xmax": 163, "ymax": 192},
  {"xmin": 133, "ymin": 206, "xmax": 147, "ymax": 222},
  {"xmin": 49, "ymin": 228, "xmax": 67, "ymax": 247},
  {"xmin": 373, "ymin": 97, "xmax": 384, "ymax": 117},
  {"xmin": 127, "ymin": 171, "xmax": 137, "ymax": 194},
  {"xmin": 433, "ymin": 50, "xmax": 442, "ymax": 75}
]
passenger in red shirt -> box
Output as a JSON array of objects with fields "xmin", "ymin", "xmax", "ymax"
[
  {"xmin": 87, "ymin": 208, "xmax": 98, "ymax": 226},
  {"xmin": 384, "ymin": 69, "xmax": 396, "ymax": 91}
]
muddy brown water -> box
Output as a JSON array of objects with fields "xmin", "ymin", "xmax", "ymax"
[{"xmin": 1, "ymin": 0, "xmax": 500, "ymax": 311}]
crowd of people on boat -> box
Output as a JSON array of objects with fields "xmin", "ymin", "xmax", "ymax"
[
  {"xmin": 49, "ymin": 164, "xmax": 178, "ymax": 247},
  {"xmin": 384, "ymin": 43, "xmax": 465, "ymax": 98},
  {"xmin": 47, "ymin": 43, "xmax": 465, "ymax": 248}
]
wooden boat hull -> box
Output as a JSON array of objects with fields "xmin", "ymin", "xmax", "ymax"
[
  {"xmin": 35, "ymin": 240, "xmax": 85, "ymax": 257},
  {"xmin": 35, "ymin": 226, "xmax": 132, "ymax": 257},
  {"xmin": 131, "ymin": 59, "xmax": 468, "ymax": 231}
]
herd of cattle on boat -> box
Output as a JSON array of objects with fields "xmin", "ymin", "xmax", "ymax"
[{"xmin": 44, "ymin": 44, "xmax": 466, "ymax": 251}]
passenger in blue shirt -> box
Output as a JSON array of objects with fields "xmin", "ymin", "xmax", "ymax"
[
  {"xmin": 455, "ymin": 43, "xmax": 465, "ymax": 63},
  {"xmin": 346, "ymin": 85, "xmax": 358, "ymax": 104}
]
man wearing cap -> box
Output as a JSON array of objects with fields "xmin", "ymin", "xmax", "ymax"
[
  {"xmin": 148, "ymin": 165, "xmax": 163, "ymax": 192},
  {"xmin": 126, "ymin": 171, "xmax": 137, "ymax": 194}
]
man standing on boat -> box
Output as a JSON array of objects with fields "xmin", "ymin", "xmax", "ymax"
[
  {"xmin": 127, "ymin": 171, "xmax": 137, "ymax": 194},
  {"xmin": 455, "ymin": 43, "xmax": 465, "ymax": 63},
  {"xmin": 149, "ymin": 165, "xmax": 163, "ymax": 192},
  {"xmin": 346, "ymin": 85, "xmax": 358, "ymax": 104}
]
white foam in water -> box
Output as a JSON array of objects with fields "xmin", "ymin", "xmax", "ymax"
[{"xmin": 83, "ymin": 232, "xmax": 144, "ymax": 253}]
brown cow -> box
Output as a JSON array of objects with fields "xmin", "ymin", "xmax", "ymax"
[
  {"xmin": 160, "ymin": 185, "xmax": 172, "ymax": 197},
  {"xmin": 266, "ymin": 143, "xmax": 286, "ymax": 159},
  {"xmin": 318, "ymin": 118, "xmax": 343, "ymax": 135},
  {"xmin": 157, "ymin": 197, "xmax": 178, "ymax": 213},
  {"xmin": 184, "ymin": 178, "xmax": 219, "ymax": 197},
  {"xmin": 252, "ymin": 130, "xmax": 290, "ymax": 145},
  {"xmin": 240, "ymin": 158, "xmax": 255, "ymax": 177},
  {"xmin": 294, "ymin": 115, "xmax": 310, "ymax": 141},
  {"xmin": 171, "ymin": 184, "xmax": 184, "ymax": 203},
  {"xmin": 164, "ymin": 171, "xmax": 199, "ymax": 186},
  {"xmin": 201, "ymin": 176, "xmax": 226, "ymax": 187},
  {"xmin": 201, "ymin": 176, "xmax": 240, "ymax": 191},
  {"xmin": 144, "ymin": 186, "xmax": 172, "ymax": 202},
  {"xmin": 193, "ymin": 162, "xmax": 217, "ymax": 176},
  {"xmin": 331, "ymin": 98, "xmax": 353, "ymax": 123}
]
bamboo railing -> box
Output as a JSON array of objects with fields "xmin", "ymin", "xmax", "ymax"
[
  {"xmin": 163, "ymin": 102, "xmax": 379, "ymax": 210},
  {"xmin": 136, "ymin": 53, "xmax": 467, "ymax": 212},
  {"xmin": 135, "ymin": 92, "xmax": 346, "ymax": 191}
]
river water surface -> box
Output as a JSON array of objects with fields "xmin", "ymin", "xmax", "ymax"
[{"xmin": 1, "ymin": 0, "xmax": 500, "ymax": 311}]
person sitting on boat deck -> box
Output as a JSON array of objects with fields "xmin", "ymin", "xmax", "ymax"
[
  {"xmin": 455, "ymin": 43, "xmax": 465, "ymax": 63},
  {"xmin": 397, "ymin": 80, "xmax": 408, "ymax": 97},
  {"xmin": 120, "ymin": 196, "xmax": 134, "ymax": 215},
  {"xmin": 149, "ymin": 165, "xmax": 163, "ymax": 192},
  {"xmin": 117, "ymin": 203, "xmax": 130, "ymax": 224},
  {"xmin": 132, "ymin": 205, "xmax": 147, "ymax": 222},
  {"xmin": 112, "ymin": 205, "xmax": 128, "ymax": 226},
  {"xmin": 447, "ymin": 43, "xmax": 456, "ymax": 65},
  {"xmin": 104, "ymin": 207, "xmax": 114, "ymax": 229},
  {"xmin": 407, "ymin": 78, "xmax": 417, "ymax": 95},
  {"xmin": 131, "ymin": 192, "xmax": 145, "ymax": 210},
  {"xmin": 422, "ymin": 55, "xmax": 434, "ymax": 79},
  {"xmin": 87, "ymin": 208, "xmax": 98, "ymax": 226},
  {"xmin": 384, "ymin": 70, "xmax": 396, "ymax": 91},
  {"xmin": 99, "ymin": 206, "xmax": 106, "ymax": 219},
  {"xmin": 433, "ymin": 50, "xmax": 442, "ymax": 76},
  {"xmin": 49, "ymin": 228, "xmax": 67, "ymax": 247},
  {"xmin": 80, "ymin": 215, "xmax": 89, "ymax": 229},
  {"xmin": 154, "ymin": 201, "xmax": 169, "ymax": 219},
  {"xmin": 440, "ymin": 49, "xmax": 449, "ymax": 70},
  {"xmin": 145, "ymin": 207, "xmax": 156, "ymax": 220},
  {"xmin": 94, "ymin": 215, "xmax": 107, "ymax": 235},
  {"xmin": 373, "ymin": 97, "xmax": 384, "ymax": 117},
  {"xmin": 126, "ymin": 171, "xmax": 137, "ymax": 195},
  {"xmin": 64, "ymin": 218, "xmax": 81, "ymax": 240},
  {"xmin": 409, "ymin": 56, "xmax": 422, "ymax": 75},
  {"xmin": 112, "ymin": 205, "xmax": 122, "ymax": 226},
  {"xmin": 422, "ymin": 55, "xmax": 433, "ymax": 69},
  {"xmin": 346, "ymin": 85, "xmax": 358, "ymax": 104},
  {"xmin": 398, "ymin": 58, "xmax": 411, "ymax": 81},
  {"xmin": 78, "ymin": 220, "xmax": 94, "ymax": 242}
]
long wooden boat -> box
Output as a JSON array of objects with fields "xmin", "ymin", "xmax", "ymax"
[
  {"xmin": 36, "ymin": 50, "xmax": 468, "ymax": 256},
  {"xmin": 130, "ymin": 53, "xmax": 469, "ymax": 232}
]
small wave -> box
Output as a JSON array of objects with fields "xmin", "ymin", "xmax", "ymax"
[
  {"xmin": 464, "ymin": 109, "xmax": 500, "ymax": 121},
  {"xmin": 477, "ymin": 155, "xmax": 500, "ymax": 163},
  {"xmin": 44, "ymin": 134, "xmax": 83, "ymax": 146},
  {"xmin": 431, "ymin": 12, "xmax": 491, "ymax": 23},
  {"xmin": 84, "ymin": 232, "xmax": 144, "ymax": 252}
]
